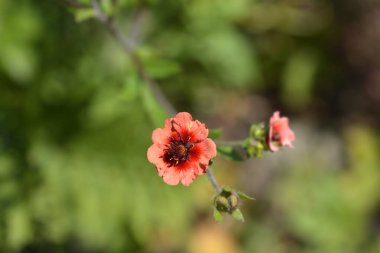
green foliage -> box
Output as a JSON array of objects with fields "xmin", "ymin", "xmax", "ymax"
[
  {"xmin": 0, "ymin": 1, "xmax": 41, "ymax": 82},
  {"xmin": 217, "ymin": 145, "xmax": 245, "ymax": 161},
  {"xmin": 231, "ymin": 208, "xmax": 244, "ymax": 222},
  {"xmin": 282, "ymin": 49, "xmax": 319, "ymax": 109},
  {"xmin": 208, "ymin": 128, "xmax": 223, "ymax": 140},
  {"xmin": 74, "ymin": 8, "xmax": 96, "ymax": 22},
  {"xmin": 213, "ymin": 207, "xmax": 223, "ymax": 222},
  {"xmin": 1, "ymin": 0, "xmax": 379, "ymax": 252},
  {"xmin": 237, "ymin": 191, "xmax": 255, "ymax": 201}
]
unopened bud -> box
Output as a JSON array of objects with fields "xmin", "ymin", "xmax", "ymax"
[
  {"xmin": 249, "ymin": 123, "xmax": 266, "ymax": 140},
  {"xmin": 228, "ymin": 192, "xmax": 239, "ymax": 211},
  {"xmin": 214, "ymin": 188, "xmax": 241, "ymax": 213},
  {"xmin": 215, "ymin": 195, "xmax": 230, "ymax": 212}
]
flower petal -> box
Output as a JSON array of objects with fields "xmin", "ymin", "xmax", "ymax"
[
  {"xmin": 270, "ymin": 111, "xmax": 281, "ymax": 125},
  {"xmin": 281, "ymin": 129, "xmax": 295, "ymax": 148},
  {"xmin": 152, "ymin": 128, "xmax": 171, "ymax": 144},
  {"xmin": 180, "ymin": 167, "xmax": 197, "ymax": 186},
  {"xmin": 267, "ymin": 111, "xmax": 295, "ymax": 151},
  {"xmin": 194, "ymin": 163, "xmax": 207, "ymax": 175},
  {"xmin": 269, "ymin": 141, "xmax": 280, "ymax": 152},
  {"xmin": 173, "ymin": 112, "xmax": 193, "ymax": 126},
  {"xmin": 147, "ymin": 144, "xmax": 165, "ymax": 166},
  {"xmin": 156, "ymin": 166, "xmax": 166, "ymax": 177},
  {"xmin": 193, "ymin": 138, "xmax": 217, "ymax": 164},
  {"xmin": 186, "ymin": 120, "xmax": 208, "ymax": 142},
  {"xmin": 162, "ymin": 168, "xmax": 181, "ymax": 186}
]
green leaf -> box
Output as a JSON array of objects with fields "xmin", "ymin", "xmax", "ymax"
[
  {"xmin": 213, "ymin": 208, "xmax": 223, "ymax": 222},
  {"xmin": 244, "ymin": 140, "xmax": 264, "ymax": 158},
  {"xmin": 209, "ymin": 128, "xmax": 222, "ymax": 140},
  {"xmin": 73, "ymin": 9, "xmax": 96, "ymax": 23},
  {"xmin": 222, "ymin": 186, "xmax": 233, "ymax": 193},
  {"xmin": 217, "ymin": 146, "xmax": 244, "ymax": 161},
  {"xmin": 231, "ymin": 208, "xmax": 244, "ymax": 222},
  {"xmin": 238, "ymin": 191, "xmax": 255, "ymax": 201},
  {"xmin": 249, "ymin": 123, "xmax": 266, "ymax": 140},
  {"xmin": 123, "ymin": 74, "xmax": 139, "ymax": 101},
  {"xmin": 139, "ymin": 79, "xmax": 167, "ymax": 127},
  {"xmin": 145, "ymin": 59, "xmax": 181, "ymax": 79}
]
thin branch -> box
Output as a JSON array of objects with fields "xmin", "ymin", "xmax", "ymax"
[
  {"xmin": 85, "ymin": 0, "xmax": 219, "ymax": 192},
  {"xmin": 91, "ymin": 0, "xmax": 137, "ymax": 53},
  {"xmin": 91, "ymin": 0, "xmax": 176, "ymax": 116},
  {"xmin": 215, "ymin": 139, "xmax": 245, "ymax": 147}
]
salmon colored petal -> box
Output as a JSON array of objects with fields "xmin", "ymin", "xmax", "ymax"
[
  {"xmin": 280, "ymin": 129, "xmax": 295, "ymax": 148},
  {"xmin": 270, "ymin": 111, "xmax": 280, "ymax": 124},
  {"xmin": 193, "ymin": 163, "xmax": 207, "ymax": 176},
  {"xmin": 188, "ymin": 138, "xmax": 216, "ymax": 168},
  {"xmin": 173, "ymin": 112, "xmax": 193, "ymax": 126},
  {"xmin": 156, "ymin": 165, "xmax": 166, "ymax": 177},
  {"xmin": 180, "ymin": 168, "xmax": 196, "ymax": 186},
  {"xmin": 152, "ymin": 128, "xmax": 171, "ymax": 144},
  {"xmin": 185, "ymin": 120, "xmax": 208, "ymax": 142},
  {"xmin": 162, "ymin": 168, "xmax": 181, "ymax": 186},
  {"xmin": 267, "ymin": 111, "xmax": 295, "ymax": 151},
  {"xmin": 202, "ymin": 138, "xmax": 217, "ymax": 159},
  {"xmin": 147, "ymin": 144, "xmax": 165, "ymax": 166},
  {"xmin": 269, "ymin": 141, "xmax": 279, "ymax": 152}
]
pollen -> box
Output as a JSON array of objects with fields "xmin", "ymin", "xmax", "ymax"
[{"xmin": 177, "ymin": 144, "xmax": 187, "ymax": 156}]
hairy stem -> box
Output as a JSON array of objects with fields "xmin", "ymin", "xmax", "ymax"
[
  {"xmin": 206, "ymin": 168, "xmax": 222, "ymax": 193},
  {"xmin": 215, "ymin": 139, "xmax": 246, "ymax": 147}
]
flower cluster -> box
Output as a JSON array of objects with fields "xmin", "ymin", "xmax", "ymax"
[
  {"xmin": 148, "ymin": 111, "xmax": 295, "ymax": 187},
  {"xmin": 147, "ymin": 111, "xmax": 295, "ymax": 222}
]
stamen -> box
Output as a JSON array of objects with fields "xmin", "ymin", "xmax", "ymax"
[{"xmin": 171, "ymin": 120, "xmax": 182, "ymax": 141}]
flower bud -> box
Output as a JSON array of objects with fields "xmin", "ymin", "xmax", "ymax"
[
  {"xmin": 249, "ymin": 123, "xmax": 266, "ymax": 141},
  {"xmin": 214, "ymin": 188, "xmax": 240, "ymax": 213},
  {"xmin": 215, "ymin": 195, "xmax": 230, "ymax": 212},
  {"xmin": 228, "ymin": 192, "xmax": 239, "ymax": 211}
]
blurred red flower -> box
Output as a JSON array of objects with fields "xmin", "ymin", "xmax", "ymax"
[
  {"xmin": 147, "ymin": 112, "xmax": 217, "ymax": 186},
  {"xmin": 267, "ymin": 111, "xmax": 295, "ymax": 151}
]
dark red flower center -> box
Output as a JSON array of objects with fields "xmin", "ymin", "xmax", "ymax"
[
  {"xmin": 160, "ymin": 120, "xmax": 203, "ymax": 167},
  {"xmin": 272, "ymin": 132, "xmax": 281, "ymax": 142},
  {"xmin": 163, "ymin": 138, "xmax": 194, "ymax": 167}
]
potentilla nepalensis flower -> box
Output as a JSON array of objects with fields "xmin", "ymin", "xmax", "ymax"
[
  {"xmin": 147, "ymin": 112, "xmax": 217, "ymax": 186},
  {"xmin": 267, "ymin": 111, "xmax": 295, "ymax": 152}
]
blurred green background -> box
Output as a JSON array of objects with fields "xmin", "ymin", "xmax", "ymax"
[{"xmin": 1, "ymin": 0, "xmax": 380, "ymax": 252}]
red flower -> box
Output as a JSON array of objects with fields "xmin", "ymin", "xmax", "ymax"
[
  {"xmin": 147, "ymin": 112, "xmax": 217, "ymax": 186},
  {"xmin": 267, "ymin": 111, "xmax": 295, "ymax": 151}
]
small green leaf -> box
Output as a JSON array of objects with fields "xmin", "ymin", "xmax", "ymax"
[
  {"xmin": 222, "ymin": 186, "xmax": 233, "ymax": 193},
  {"xmin": 73, "ymin": 9, "xmax": 96, "ymax": 22},
  {"xmin": 217, "ymin": 146, "xmax": 244, "ymax": 161},
  {"xmin": 145, "ymin": 59, "xmax": 181, "ymax": 79},
  {"xmin": 243, "ymin": 138, "xmax": 265, "ymax": 158},
  {"xmin": 209, "ymin": 128, "xmax": 222, "ymax": 140},
  {"xmin": 213, "ymin": 208, "xmax": 223, "ymax": 222},
  {"xmin": 231, "ymin": 208, "xmax": 244, "ymax": 222},
  {"xmin": 249, "ymin": 123, "xmax": 266, "ymax": 140},
  {"xmin": 139, "ymin": 79, "xmax": 167, "ymax": 127},
  {"xmin": 123, "ymin": 74, "xmax": 139, "ymax": 101},
  {"xmin": 238, "ymin": 191, "xmax": 255, "ymax": 201}
]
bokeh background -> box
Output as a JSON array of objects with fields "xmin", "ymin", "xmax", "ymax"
[{"xmin": 1, "ymin": 0, "xmax": 380, "ymax": 252}]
